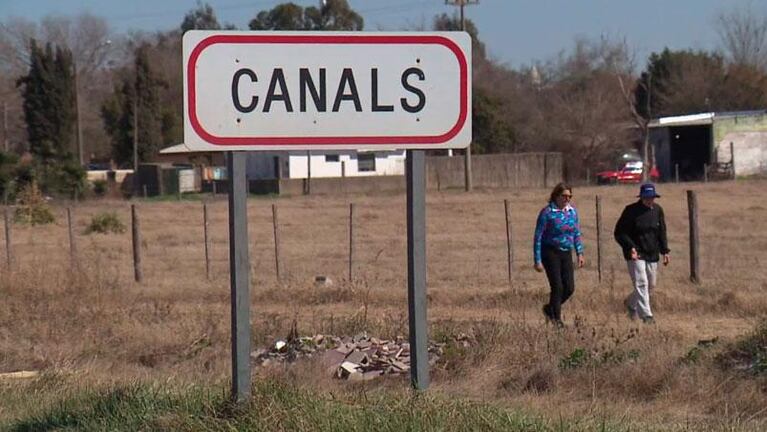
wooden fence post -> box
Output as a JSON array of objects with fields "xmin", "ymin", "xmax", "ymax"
[
  {"xmin": 349, "ymin": 203, "xmax": 354, "ymax": 281},
  {"xmin": 131, "ymin": 204, "xmax": 143, "ymax": 283},
  {"xmin": 203, "ymin": 203, "xmax": 211, "ymax": 280},
  {"xmin": 595, "ymin": 195, "xmax": 603, "ymax": 283},
  {"xmin": 67, "ymin": 207, "xmax": 77, "ymax": 269},
  {"xmin": 272, "ymin": 204, "xmax": 281, "ymax": 281},
  {"xmin": 4, "ymin": 207, "xmax": 10, "ymax": 270},
  {"xmin": 730, "ymin": 141, "xmax": 736, "ymax": 179},
  {"xmin": 687, "ymin": 190, "xmax": 700, "ymax": 284},
  {"xmin": 504, "ymin": 199, "xmax": 513, "ymax": 287}
]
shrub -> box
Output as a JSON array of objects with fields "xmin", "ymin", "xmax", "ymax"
[
  {"xmin": 92, "ymin": 180, "xmax": 108, "ymax": 197},
  {"xmin": 717, "ymin": 320, "xmax": 767, "ymax": 375},
  {"xmin": 559, "ymin": 347, "xmax": 589, "ymax": 370},
  {"xmin": 14, "ymin": 182, "xmax": 55, "ymax": 225},
  {"xmin": 84, "ymin": 212, "xmax": 126, "ymax": 235},
  {"xmin": 41, "ymin": 159, "xmax": 86, "ymax": 199}
]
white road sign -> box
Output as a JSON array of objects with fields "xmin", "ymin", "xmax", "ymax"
[{"xmin": 183, "ymin": 31, "xmax": 471, "ymax": 151}]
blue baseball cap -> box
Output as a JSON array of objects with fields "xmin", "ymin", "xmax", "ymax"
[{"xmin": 638, "ymin": 183, "xmax": 661, "ymax": 198}]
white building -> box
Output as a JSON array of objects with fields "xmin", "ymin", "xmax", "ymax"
[
  {"xmin": 158, "ymin": 144, "xmax": 406, "ymax": 180},
  {"xmin": 247, "ymin": 150, "xmax": 406, "ymax": 180}
]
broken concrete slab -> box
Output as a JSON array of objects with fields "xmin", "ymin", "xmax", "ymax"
[{"xmin": 345, "ymin": 351, "xmax": 369, "ymax": 366}]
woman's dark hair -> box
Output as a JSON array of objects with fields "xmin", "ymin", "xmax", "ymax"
[{"xmin": 549, "ymin": 182, "xmax": 572, "ymax": 203}]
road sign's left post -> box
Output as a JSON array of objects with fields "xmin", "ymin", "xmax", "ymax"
[{"xmin": 228, "ymin": 151, "xmax": 251, "ymax": 402}]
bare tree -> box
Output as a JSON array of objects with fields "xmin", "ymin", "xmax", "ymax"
[
  {"xmin": 536, "ymin": 37, "xmax": 635, "ymax": 177},
  {"xmin": 0, "ymin": 18, "xmax": 37, "ymax": 73},
  {"xmin": 616, "ymin": 73, "xmax": 652, "ymax": 181},
  {"xmin": 716, "ymin": 2, "xmax": 767, "ymax": 71}
]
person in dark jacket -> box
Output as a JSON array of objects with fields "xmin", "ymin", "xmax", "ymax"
[
  {"xmin": 614, "ymin": 183, "xmax": 670, "ymax": 324},
  {"xmin": 534, "ymin": 183, "xmax": 585, "ymax": 327}
]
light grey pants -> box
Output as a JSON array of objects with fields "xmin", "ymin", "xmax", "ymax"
[{"xmin": 625, "ymin": 260, "xmax": 658, "ymax": 319}]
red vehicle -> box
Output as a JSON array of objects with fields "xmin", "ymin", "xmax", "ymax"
[{"xmin": 596, "ymin": 161, "xmax": 659, "ymax": 185}]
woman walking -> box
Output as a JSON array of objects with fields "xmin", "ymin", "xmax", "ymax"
[{"xmin": 533, "ymin": 183, "xmax": 585, "ymax": 327}]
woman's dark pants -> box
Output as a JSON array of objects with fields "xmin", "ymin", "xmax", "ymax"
[{"xmin": 541, "ymin": 246, "xmax": 575, "ymax": 321}]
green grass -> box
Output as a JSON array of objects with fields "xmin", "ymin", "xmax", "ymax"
[{"xmin": 1, "ymin": 378, "xmax": 652, "ymax": 432}]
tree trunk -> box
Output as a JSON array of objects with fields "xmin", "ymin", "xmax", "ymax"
[{"xmin": 642, "ymin": 124, "xmax": 650, "ymax": 182}]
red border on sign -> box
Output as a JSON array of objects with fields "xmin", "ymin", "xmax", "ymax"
[{"xmin": 187, "ymin": 34, "xmax": 469, "ymax": 146}]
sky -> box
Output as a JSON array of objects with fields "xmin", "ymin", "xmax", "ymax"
[{"xmin": 1, "ymin": 0, "xmax": 764, "ymax": 69}]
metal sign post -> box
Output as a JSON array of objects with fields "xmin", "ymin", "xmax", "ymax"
[
  {"xmin": 228, "ymin": 151, "xmax": 251, "ymax": 401},
  {"xmin": 406, "ymin": 150, "xmax": 429, "ymax": 390}
]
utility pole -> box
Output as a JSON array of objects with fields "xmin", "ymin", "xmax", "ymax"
[
  {"xmin": 73, "ymin": 63, "xmax": 84, "ymax": 166},
  {"xmin": 445, "ymin": 0, "xmax": 479, "ymax": 192},
  {"xmin": 2, "ymin": 101, "xmax": 8, "ymax": 152}
]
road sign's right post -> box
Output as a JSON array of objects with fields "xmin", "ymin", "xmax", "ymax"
[{"xmin": 406, "ymin": 149, "xmax": 429, "ymax": 390}]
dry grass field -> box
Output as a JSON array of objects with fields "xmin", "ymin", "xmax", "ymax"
[{"xmin": 1, "ymin": 179, "xmax": 766, "ymax": 430}]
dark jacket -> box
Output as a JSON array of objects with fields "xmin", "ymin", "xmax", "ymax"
[{"xmin": 614, "ymin": 200, "xmax": 670, "ymax": 262}]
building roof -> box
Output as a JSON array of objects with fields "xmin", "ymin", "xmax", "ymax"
[
  {"xmin": 649, "ymin": 113, "xmax": 714, "ymax": 128},
  {"xmin": 159, "ymin": 143, "xmax": 195, "ymax": 154},
  {"xmin": 649, "ymin": 110, "xmax": 767, "ymax": 128}
]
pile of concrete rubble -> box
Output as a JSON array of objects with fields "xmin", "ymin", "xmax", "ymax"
[{"xmin": 251, "ymin": 332, "xmax": 474, "ymax": 381}]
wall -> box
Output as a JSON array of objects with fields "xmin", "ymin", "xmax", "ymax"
[
  {"xmin": 426, "ymin": 152, "xmax": 563, "ymax": 190},
  {"xmin": 713, "ymin": 115, "xmax": 767, "ymax": 176},
  {"xmin": 716, "ymin": 132, "xmax": 767, "ymax": 176},
  {"xmin": 247, "ymin": 152, "xmax": 563, "ymax": 195}
]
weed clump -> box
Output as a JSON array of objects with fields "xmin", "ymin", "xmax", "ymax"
[
  {"xmin": 85, "ymin": 212, "xmax": 126, "ymax": 235},
  {"xmin": 14, "ymin": 182, "xmax": 55, "ymax": 225},
  {"xmin": 718, "ymin": 320, "xmax": 767, "ymax": 375}
]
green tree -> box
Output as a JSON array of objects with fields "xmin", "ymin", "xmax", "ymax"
[
  {"xmin": 16, "ymin": 39, "xmax": 76, "ymax": 165},
  {"xmin": 181, "ymin": 2, "xmax": 223, "ymax": 32},
  {"xmin": 249, "ymin": 3, "xmax": 307, "ymax": 30},
  {"xmin": 635, "ymin": 48, "xmax": 767, "ymax": 117},
  {"xmin": 305, "ymin": 0, "xmax": 363, "ymax": 31},
  {"xmin": 471, "ymin": 88, "xmax": 515, "ymax": 154},
  {"xmin": 249, "ymin": 0, "xmax": 363, "ymax": 31},
  {"xmin": 101, "ymin": 44, "xmax": 169, "ymax": 167}
]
